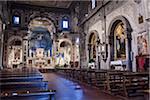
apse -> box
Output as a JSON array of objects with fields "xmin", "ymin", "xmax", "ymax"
[
  {"xmin": 29, "ymin": 27, "xmax": 52, "ymax": 51},
  {"xmin": 27, "ymin": 17, "xmax": 56, "ymax": 68}
]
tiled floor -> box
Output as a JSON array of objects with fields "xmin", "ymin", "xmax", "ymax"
[{"xmin": 43, "ymin": 73, "xmax": 123, "ymax": 100}]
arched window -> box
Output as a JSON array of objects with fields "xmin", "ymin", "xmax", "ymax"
[
  {"xmin": 61, "ymin": 16, "xmax": 69, "ymax": 31},
  {"xmin": 114, "ymin": 21, "xmax": 126, "ymax": 60}
]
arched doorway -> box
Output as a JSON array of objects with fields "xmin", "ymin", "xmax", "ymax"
[
  {"xmin": 56, "ymin": 39, "xmax": 72, "ymax": 67},
  {"xmin": 109, "ymin": 16, "xmax": 132, "ymax": 71},
  {"xmin": 27, "ymin": 17, "xmax": 56, "ymax": 68},
  {"xmin": 7, "ymin": 37, "xmax": 22, "ymax": 68}
]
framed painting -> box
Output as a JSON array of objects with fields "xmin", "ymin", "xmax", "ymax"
[{"xmin": 137, "ymin": 31, "xmax": 149, "ymax": 55}]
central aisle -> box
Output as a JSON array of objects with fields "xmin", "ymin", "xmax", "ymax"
[{"xmin": 43, "ymin": 73, "xmax": 123, "ymax": 100}]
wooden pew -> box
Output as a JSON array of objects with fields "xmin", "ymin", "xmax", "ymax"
[
  {"xmin": 104, "ymin": 71, "xmax": 125, "ymax": 96},
  {"xmin": 56, "ymin": 68, "xmax": 65, "ymax": 76},
  {"xmin": 95, "ymin": 70, "xmax": 107, "ymax": 89},
  {"xmin": 0, "ymin": 67, "xmax": 56, "ymax": 100},
  {"xmin": 123, "ymin": 72, "xmax": 149, "ymax": 97},
  {"xmin": 104, "ymin": 71, "xmax": 149, "ymax": 98},
  {"xmin": 70, "ymin": 69, "xmax": 75, "ymax": 79},
  {"xmin": 0, "ymin": 76, "xmax": 43, "ymax": 82},
  {"xmin": 74, "ymin": 69, "xmax": 81, "ymax": 81},
  {"xmin": 1, "ymin": 90, "xmax": 56, "ymax": 100},
  {"xmin": 80, "ymin": 69, "xmax": 88, "ymax": 82},
  {"xmin": 0, "ymin": 68, "xmax": 42, "ymax": 78},
  {"xmin": 56, "ymin": 68, "xmax": 149, "ymax": 99},
  {"xmin": 86, "ymin": 69, "xmax": 96, "ymax": 85},
  {"xmin": 1, "ymin": 81, "xmax": 48, "ymax": 92},
  {"xmin": 0, "ymin": 67, "xmax": 40, "ymax": 74},
  {"xmin": 0, "ymin": 73, "xmax": 42, "ymax": 78}
]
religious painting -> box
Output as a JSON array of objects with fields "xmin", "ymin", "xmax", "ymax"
[
  {"xmin": 29, "ymin": 27, "xmax": 52, "ymax": 51},
  {"xmin": 114, "ymin": 22, "xmax": 126, "ymax": 60},
  {"xmin": 14, "ymin": 48, "xmax": 21, "ymax": 60},
  {"xmin": 137, "ymin": 32, "xmax": 149, "ymax": 55},
  {"xmin": 89, "ymin": 33, "xmax": 97, "ymax": 61},
  {"xmin": 136, "ymin": 32, "xmax": 149, "ymax": 72}
]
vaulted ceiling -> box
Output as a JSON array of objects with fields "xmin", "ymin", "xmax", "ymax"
[{"xmin": 14, "ymin": 0, "xmax": 73, "ymax": 8}]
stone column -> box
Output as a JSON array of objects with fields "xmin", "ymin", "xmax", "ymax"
[
  {"xmin": 0, "ymin": 23, "xmax": 3, "ymax": 69},
  {"xmin": 0, "ymin": 32, "xmax": 3, "ymax": 69}
]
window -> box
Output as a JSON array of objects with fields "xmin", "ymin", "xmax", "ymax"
[
  {"xmin": 13, "ymin": 16, "xmax": 20, "ymax": 25},
  {"xmin": 62, "ymin": 16, "xmax": 69, "ymax": 31},
  {"xmin": 91, "ymin": 0, "xmax": 96, "ymax": 9},
  {"xmin": 63, "ymin": 20, "xmax": 69, "ymax": 29}
]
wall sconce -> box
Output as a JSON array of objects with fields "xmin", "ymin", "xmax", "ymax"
[
  {"xmin": 100, "ymin": 43, "xmax": 108, "ymax": 62},
  {"xmin": 96, "ymin": 38, "xmax": 108, "ymax": 62}
]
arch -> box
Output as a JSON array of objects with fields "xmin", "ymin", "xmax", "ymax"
[
  {"xmin": 57, "ymin": 38, "xmax": 73, "ymax": 66},
  {"xmin": 108, "ymin": 16, "xmax": 132, "ymax": 36},
  {"xmin": 108, "ymin": 16, "xmax": 133, "ymax": 71},
  {"xmin": 58, "ymin": 38, "xmax": 72, "ymax": 49},
  {"xmin": 7, "ymin": 36, "xmax": 23, "ymax": 68},
  {"xmin": 28, "ymin": 17, "xmax": 56, "ymax": 33},
  {"xmin": 7, "ymin": 36, "xmax": 22, "ymax": 46},
  {"xmin": 87, "ymin": 30, "xmax": 99, "ymax": 43},
  {"xmin": 60, "ymin": 41, "xmax": 71, "ymax": 47},
  {"xmin": 28, "ymin": 13, "xmax": 57, "ymax": 32},
  {"xmin": 27, "ymin": 14, "xmax": 57, "ymax": 68}
]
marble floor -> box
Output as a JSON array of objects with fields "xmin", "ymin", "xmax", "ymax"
[{"xmin": 43, "ymin": 73, "xmax": 123, "ymax": 100}]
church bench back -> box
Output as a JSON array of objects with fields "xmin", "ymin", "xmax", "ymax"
[
  {"xmin": 0, "ymin": 81, "xmax": 48, "ymax": 92},
  {"xmin": 95, "ymin": 70, "xmax": 107, "ymax": 88},
  {"xmin": 104, "ymin": 71, "xmax": 125, "ymax": 95},
  {"xmin": 123, "ymin": 72, "xmax": 149, "ymax": 97},
  {"xmin": 1, "ymin": 90, "xmax": 55, "ymax": 100},
  {"xmin": 0, "ymin": 76, "xmax": 43, "ymax": 82}
]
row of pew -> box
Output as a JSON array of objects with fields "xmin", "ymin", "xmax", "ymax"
[
  {"xmin": 56, "ymin": 68, "xmax": 149, "ymax": 100},
  {"xmin": 0, "ymin": 67, "xmax": 56, "ymax": 100}
]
